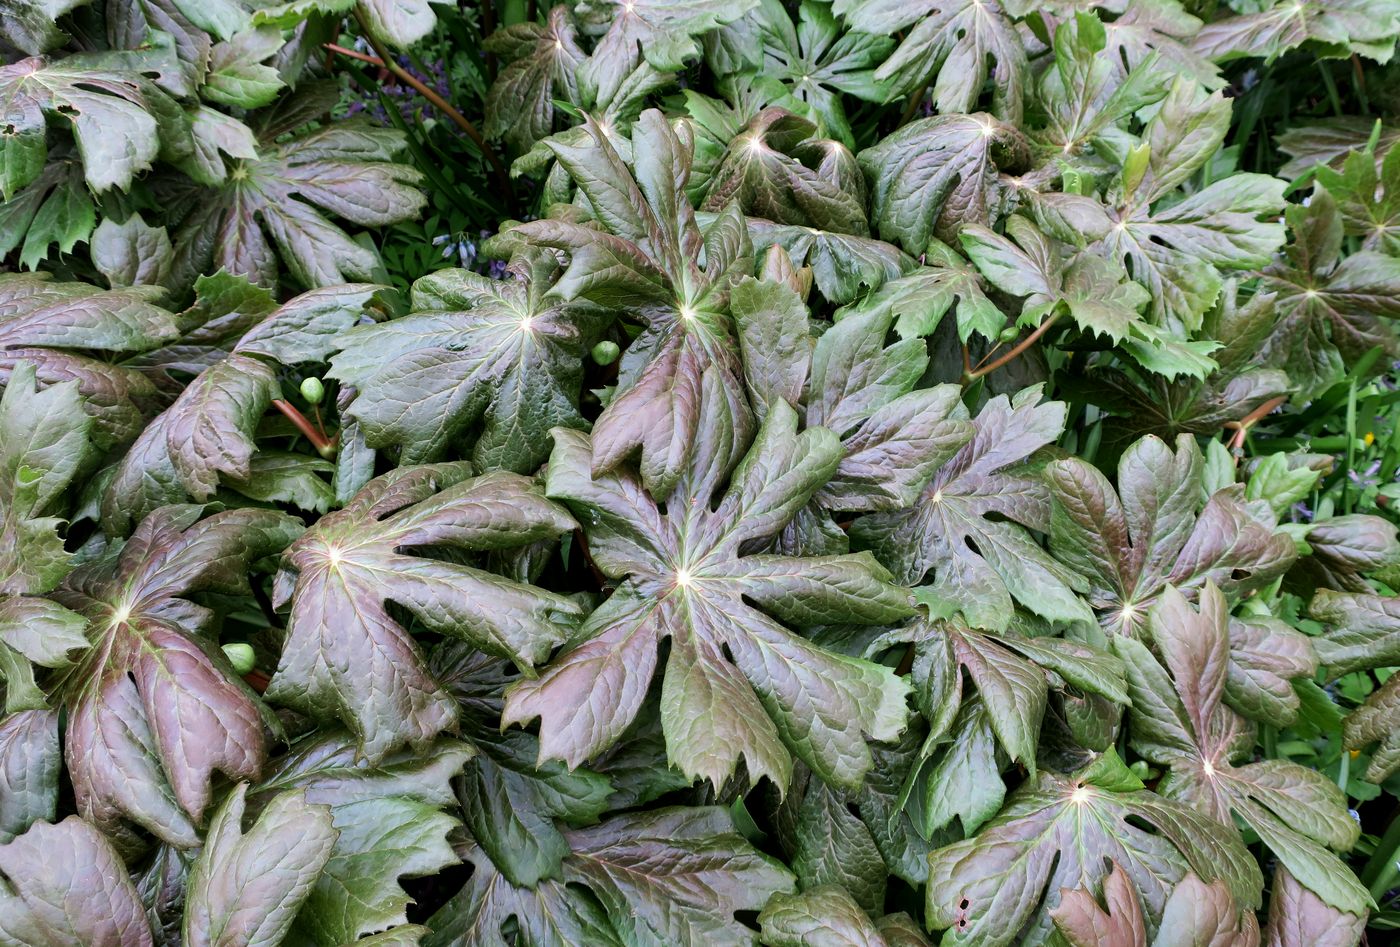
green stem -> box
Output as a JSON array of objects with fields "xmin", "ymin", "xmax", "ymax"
[
  {"xmin": 1364, "ymin": 807, "xmax": 1400, "ymax": 897},
  {"xmin": 1318, "ymin": 59, "xmax": 1344, "ymax": 117}
]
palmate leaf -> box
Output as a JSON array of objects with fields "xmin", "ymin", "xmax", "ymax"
[
  {"xmin": 183, "ymin": 783, "xmax": 337, "ymax": 947},
  {"xmin": 857, "ymin": 112, "xmax": 1030, "ymax": 254},
  {"xmin": 252, "ymin": 731, "xmax": 470, "ymax": 945},
  {"xmin": 0, "ymin": 709, "xmax": 59, "ymax": 842},
  {"xmin": 0, "ymin": 156, "xmax": 94, "ymax": 271},
  {"xmin": 267, "ymin": 464, "xmax": 582, "ymax": 761},
  {"xmin": 774, "ymin": 724, "xmax": 939, "ymax": 901},
  {"xmin": 332, "ymin": 250, "xmax": 607, "ymax": 471},
  {"xmin": 428, "ymin": 806, "xmax": 794, "ymax": 947},
  {"xmin": 890, "ymin": 611, "xmax": 1128, "ymax": 779},
  {"xmin": 959, "ymin": 214, "xmax": 1222, "ymax": 380},
  {"xmin": 1192, "ymin": 0, "xmax": 1400, "ymax": 64},
  {"xmin": 780, "ymin": 776, "xmax": 888, "ymax": 914},
  {"xmin": 731, "ymin": 273, "xmax": 973, "ymax": 556},
  {"xmin": 483, "ymin": 6, "xmax": 586, "ymax": 154},
  {"xmin": 103, "ymin": 284, "xmax": 383, "ymax": 533},
  {"xmin": 0, "ymin": 274, "xmax": 180, "ymax": 449},
  {"xmin": 576, "ymin": 0, "xmax": 757, "ymax": 94},
  {"xmin": 1276, "ymin": 118, "xmax": 1400, "ymax": 180},
  {"xmin": 739, "ymin": 0, "xmax": 895, "ymax": 147},
  {"xmin": 430, "ymin": 644, "xmax": 613, "ymax": 890},
  {"xmin": 0, "ymin": 816, "xmax": 153, "ymax": 946},
  {"xmin": 1026, "ymin": 10, "xmax": 1175, "ymax": 162},
  {"xmin": 0, "ymin": 54, "xmax": 185, "ymax": 200},
  {"xmin": 1255, "ymin": 189, "xmax": 1400, "ymax": 399},
  {"xmin": 1091, "ymin": 79, "xmax": 1286, "ymax": 333},
  {"xmin": 833, "ymin": 0, "xmax": 1028, "ymax": 121},
  {"xmin": 512, "ymin": 109, "xmax": 753, "ymax": 496},
  {"xmin": 1051, "ymin": 860, "xmax": 1261, "ymax": 947},
  {"xmin": 1315, "ymin": 139, "xmax": 1400, "ymax": 256},
  {"xmin": 1116, "ymin": 585, "xmax": 1370, "ymax": 914},
  {"xmin": 700, "ymin": 108, "xmax": 868, "ymax": 235},
  {"xmin": 504, "ymin": 396, "xmax": 915, "ymax": 793},
  {"xmin": 833, "ymin": 242, "xmax": 1001, "ymax": 343},
  {"xmin": 50, "ymin": 505, "xmax": 301, "ymax": 847},
  {"xmin": 758, "ymin": 885, "xmax": 932, "ymax": 947},
  {"xmin": 852, "ymin": 386, "xmax": 1094, "ymax": 630},
  {"xmin": 1310, "ymin": 590, "xmax": 1400, "ymax": 782},
  {"xmin": 1046, "ymin": 433, "xmax": 1297, "ymax": 638},
  {"xmin": 739, "ymin": 215, "xmax": 915, "ymax": 304},
  {"xmin": 0, "ymin": 0, "xmax": 92, "ymax": 56},
  {"xmin": 1031, "ymin": 1, "xmax": 1221, "ymax": 92},
  {"xmin": 168, "ymin": 88, "xmax": 425, "ymax": 291},
  {"xmin": 0, "ymin": 362, "xmax": 91, "ymax": 711},
  {"xmin": 924, "ymin": 752, "xmax": 1262, "ymax": 946}
]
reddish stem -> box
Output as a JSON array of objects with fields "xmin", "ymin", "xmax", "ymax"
[
  {"xmin": 966, "ymin": 315, "xmax": 1060, "ymax": 381},
  {"xmin": 332, "ymin": 12, "xmax": 514, "ymax": 202},
  {"xmin": 272, "ymin": 399, "xmax": 337, "ymax": 455},
  {"xmin": 1224, "ymin": 395, "xmax": 1288, "ymax": 453}
]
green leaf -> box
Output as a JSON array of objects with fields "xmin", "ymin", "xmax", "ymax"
[
  {"xmin": 0, "ymin": 55, "xmax": 182, "ymax": 195},
  {"xmin": 255, "ymin": 732, "xmax": 472, "ymax": 945},
  {"xmin": 0, "ymin": 360, "xmax": 91, "ymax": 594},
  {"xmin": 432, "ymin": 644, "xmax": 613, "ymax": 890},
  {"xmin": 103, "ymin": 285, "xmax": 382, "ymax": 527},
  {"xmin": 1118, "ymin": 584, "xmax": 1370, "ymax": 914},
  {"xmin": 505, "ymin": 399, "xmax": 914, "ymax": 792},
  {"xmin": 701, "ymin": 108, "xmax": 868, "ymax": 234},
  {"xmin": 357, "ymin": 0, "xmax": 452, "ymax": 49},
  {"xmin": 836, "ymin": 0, "xmax": 1028, "ymax": 120},
  {"xmin": 0, "ymin": 709, "xmax": 58, "ymax": 842},
  {"xmin": 897, "ymin": 614, "xmax": 1126, "ymax": 775},
  {"xmin": 52, "ymin": 506, "xmax": 301, "ymax": 846},
  {"xmin": 0, "ymin": 0, "xmax": 92, "ymax": 56},
  {"xmin": 170, "ymin": 90, "xmax": 424, "ymax": 291},
  {"xmin": 780, "ymin": 773, "xmax": 888, "ymax": 915},
  {"xmin": 1311, "ymin": 590, "xmax": 1400, "ymax": 782},
  {"xmin": 1193, "ymin": 0, "xmax": 1400, "ymax": 63},
  {"xmin": 1046, "ymin": 433, "xmax": 1296, "ymax": 638},
  {"xmin": 0, "ymin": 275, "xmax": 179, "ymax": 448},
  {"xmin": 1315, "ymin": 138, "xmax": 1400, "ymax": 256},
  {"xmin": 0, "ymin": 816, "xmax": 153, "ymax": 946},
  {"xmin": 90, "ymin": 214, "xmax": 174, "ymax": 288},
  {"xmin": 484, "ymin": 6, "xmax": 586, "ymax": 154},
  {"xmin": 739, "ymin": 216, "xmax": 915, "ymax": 304},
  {"xmin": 962, "ymin": 216, "xmax": 1153, "ymax": 348},
  {"xmin": 1256, "ymin": 189, "xmax": 1400, "ymax": 398},
  {"xmin": 513, "ymin": 110, "xmax": 753, "ymax": 496},
  {"xmin": 858, "ymin": 113, "xmax": 1030, "ymax": 254},
  {"xmin": 202, "ymin": 26, "xmax": 285, "ymax": 110},
  {"xmin": 758, "ymin": 885, "xmax": 890, "ymax": 947},
  {"xmin": 853, "ymin": 387, "xmax": 1093, "ymax": 630},
  {"xmin": 333, "ymin": 251, "xmax": 606, "ymax": 471},
  {"xmin": 924, "ymin": 762, "xmax": 1262, "ymax": 946},
  {"xmin": 428, "ymin": 806, "xmax": 792, "ymax": 947},
  {"xmin": 268, "ymin": 465, "xmax": 581, "ymax": 761},
  {"xmin": 183, "ymin": 783, "xmax": 337, "ymax": 947},
  {"xmin": 740, "ymin": 0, "xmax": 894, "ymax": 147},
  {"xmin": 1094, "ymin": 80, "xmax": 1286, "ymax": 332}
]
